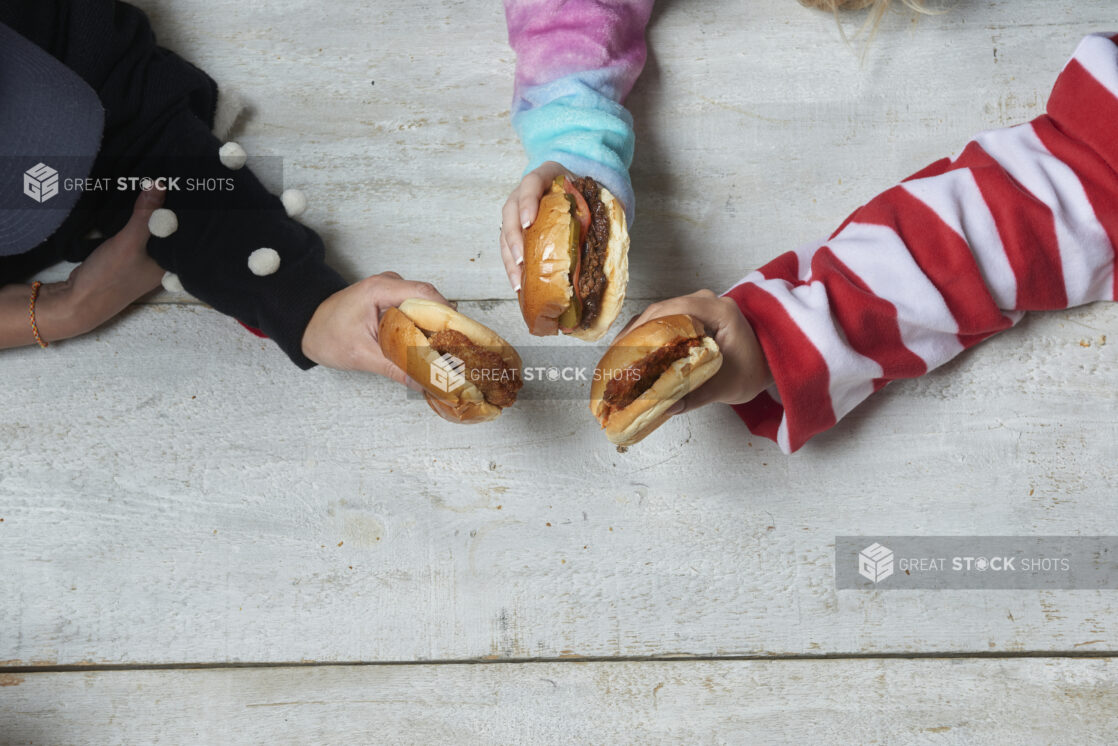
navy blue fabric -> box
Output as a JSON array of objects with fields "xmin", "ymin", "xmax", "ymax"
[{"xmin": 0, "ymin": 23, "xmax": 104, "ymax": 256}]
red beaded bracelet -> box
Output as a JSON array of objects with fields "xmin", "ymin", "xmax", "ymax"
[{"xmin": 28, "ymin": 281, "xmax": 48, "ymax": 349}]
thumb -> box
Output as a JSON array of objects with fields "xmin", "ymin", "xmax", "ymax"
[
  {"xmin": 372, "ymin": 355, "xmax": 425, "ymax": 393},
  {"xmin": 118, "ymin": 187, "xmax": 167, "ymax": 244}
]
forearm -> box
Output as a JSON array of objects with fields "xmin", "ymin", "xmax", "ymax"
[{"xmin": 504, "ymin": 0, "xmax": 653, "ymax": 220}]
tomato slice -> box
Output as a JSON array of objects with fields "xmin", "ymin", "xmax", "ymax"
[
  {"xmin": 558, "ymin": 176, "xmax": 590, "ymax": 333},
  {"xmin": 562, "ymin": 176, "xmax": 592, "ymax": 240}
]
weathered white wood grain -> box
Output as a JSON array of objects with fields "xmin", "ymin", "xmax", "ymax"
[
  {"xmin": 6, "ymin": 0, "xmax": 1117, "ymax": 736},
  {"xmin": 1, "ymin": 300, "xmax": 1114, "ymax": 665},
  {"xmin": 2, "ymin": 658, "xmax": 1116, "ymax": 744},
  {"xmin": 34, "ymin": 0, "xmax": 1115, "ymax": 301}
]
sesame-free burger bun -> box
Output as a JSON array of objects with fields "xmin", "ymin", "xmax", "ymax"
[
  {"xmin": 590, "ymin": 314, "xmax": 722, "ymax": 446},
  {"xmin": 518, "ymin": 178, "xmax": 629, "ymax": 341},
  {"xmin": 379, "ymin": 299, "xmax": 522, "ymax": 424},
  {"xmin": 518, "ymin": 190, "xmax": 575, "ymax": 337}
]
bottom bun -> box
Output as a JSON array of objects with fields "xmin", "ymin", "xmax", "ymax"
[
  {"xmin": 424, "ymin": 391, "xmax": 502, "ymax": 424},
  {"xmin": 601, "ymin": 336, "xmax": 722, "ymax": 446}
]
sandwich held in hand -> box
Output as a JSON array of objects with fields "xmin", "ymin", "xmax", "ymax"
[
  {"xmin": 591, "ymin": 315, "xmax": 722, "ymax": 446},
  {"xmin": 519, "ymin": 175, "xmax": 629, "ymax": 340},
  {"xmin": 379, "ymin": 299, "xmax": 523, "ymax": 423}
]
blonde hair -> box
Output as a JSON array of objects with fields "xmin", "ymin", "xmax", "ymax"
[{"xmin": 799, "ymin": 0, "xmax": 937, "ymax": 43}]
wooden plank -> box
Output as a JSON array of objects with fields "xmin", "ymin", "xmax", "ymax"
[
  {"xmin": 2, "ymin": 658, "xmax": 1116, "ymax": 744},
  {"xmin": 1, "ymin": 301, "xmax": 1115, "ymax": 665},
  {"xmin": 35, "ymin": 0, "xmax": 1113, "ymax": 301}
]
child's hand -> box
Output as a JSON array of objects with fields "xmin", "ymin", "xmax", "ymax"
[
  {"xmin": 34, "ymin": 187, "xmax": 166, "ymax": 342},
  {"xmin": 301, "ymin": 272, "xmax": 451, "ymax": 387},
  {"xmin": 617, "ymin": 290, "xmax": 773, "ymax": 416},
  {"xmin": 499, "ymin": 161, "xmax": 573, "ymax": 292}
]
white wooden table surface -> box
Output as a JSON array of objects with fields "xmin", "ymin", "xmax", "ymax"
[{"xmin": 2, "ymin": 0, "xmax": 1117, "ymax": 743}]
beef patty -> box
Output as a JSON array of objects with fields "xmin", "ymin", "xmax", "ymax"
[
  {"xmin": 428, "ymin": 329, "xmax": 522, "ymax": 408},
  {"xmin": 602, "ymin": 337, "xmax": 705, "ymax": 413},
  {"xmin": 571, "ymin": 175, "xmax": 612, "ymax": 328}
]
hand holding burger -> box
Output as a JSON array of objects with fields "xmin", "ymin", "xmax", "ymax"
[
  {"xmin": 499, "ymin": 161, "xmax": 573, "ymax": 292},
  {"xmin": 593, "ymin": 291, "xmax": 773, "ymax": 444},
  {"xmin": 301, "ymin": 271, "xmax": 451, "ymax": 387},
  {"xmin": 507, "ymin": 165, "xmax": 630, "ymax": 341}
]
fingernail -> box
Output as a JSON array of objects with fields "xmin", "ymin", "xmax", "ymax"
[
  {"xmin": 516, "ymin": 257, "xmax": 524, "ymax": 266},
  {"xmin": 520, "ymin": 211, "xmax": 531, "ymax": 229},
  {"xmin": 513, "ymin": 283, "xmax": 521, "ymax": 293}
]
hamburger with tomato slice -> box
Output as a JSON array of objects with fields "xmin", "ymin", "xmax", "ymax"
[{"xmin": 518, "ymin": 175, "xmax": 629, "ymax": 341}]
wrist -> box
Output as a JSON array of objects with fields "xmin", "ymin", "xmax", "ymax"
[
  {"xmin": 300, "ymin": 304, "xmax": 323, "ymax": 364},
  {"xmin": 33, "ymin": 280, "xmax": 83, "ymax": 341},
  {"xmin": 743, "ymin": 319, "xmax": 773, "ymax": 396},
  {"xmin": 300, "ymin": 290, "xmax": 339, "ymax": 368},
  {"xmin": 718, "ymin": 295, "xmax": 773, "ymax": 404}
]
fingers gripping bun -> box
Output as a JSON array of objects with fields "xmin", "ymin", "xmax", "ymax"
[
  {"xmin": 590, "ymin": 314, "xmax": 722, "ymax": 446},
  {"xmin": 379, "ymin": 299, "xmax": 521, "ymax": 424},
  {"xmin": 519, "ymin": 190, "xmax": 577, "ymax": 336}
]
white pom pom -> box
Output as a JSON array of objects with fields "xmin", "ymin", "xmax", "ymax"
[
  {"xmin": 148, "ymin": 208, "xmax": 178, "ymax": 238},
  {"xmin": 219, "ymin": 141, "xmax": 247, "ymax": 170},
  {"xmin": 281, "ymin": 189, "xmax": 307, "ymax": 218},
  {"xmin": 248, "ymin": 248, "xmax": 281, "ymax": 276},
  {"xmin": 161, "ymin": 272, "xmax": 184, "ymax": 293}
]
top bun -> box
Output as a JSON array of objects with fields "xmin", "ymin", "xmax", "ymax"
[
  {"xmin": 518, "ymin": 190, "xmax": 577, "ymax": 337},
  {"xmin": 396, "ymin": 298, "xmax": 521, "ymax": 372},
  {"xmin": 379, "ymin": 299, "xmax": 521, "ymax": 424},
  {"xmin": 518, "ymin": 180, "xmax": 629, "ymax": 340}
]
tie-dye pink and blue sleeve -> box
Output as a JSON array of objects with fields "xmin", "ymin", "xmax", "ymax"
[{"xmin": 504, "ymin": 0, "xmax": 654, "ymax": 221}]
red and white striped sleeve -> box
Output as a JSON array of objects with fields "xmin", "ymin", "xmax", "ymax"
[{"xmin": 724, "ymin": 33, "xmax": 1118, "ymax": 454}]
